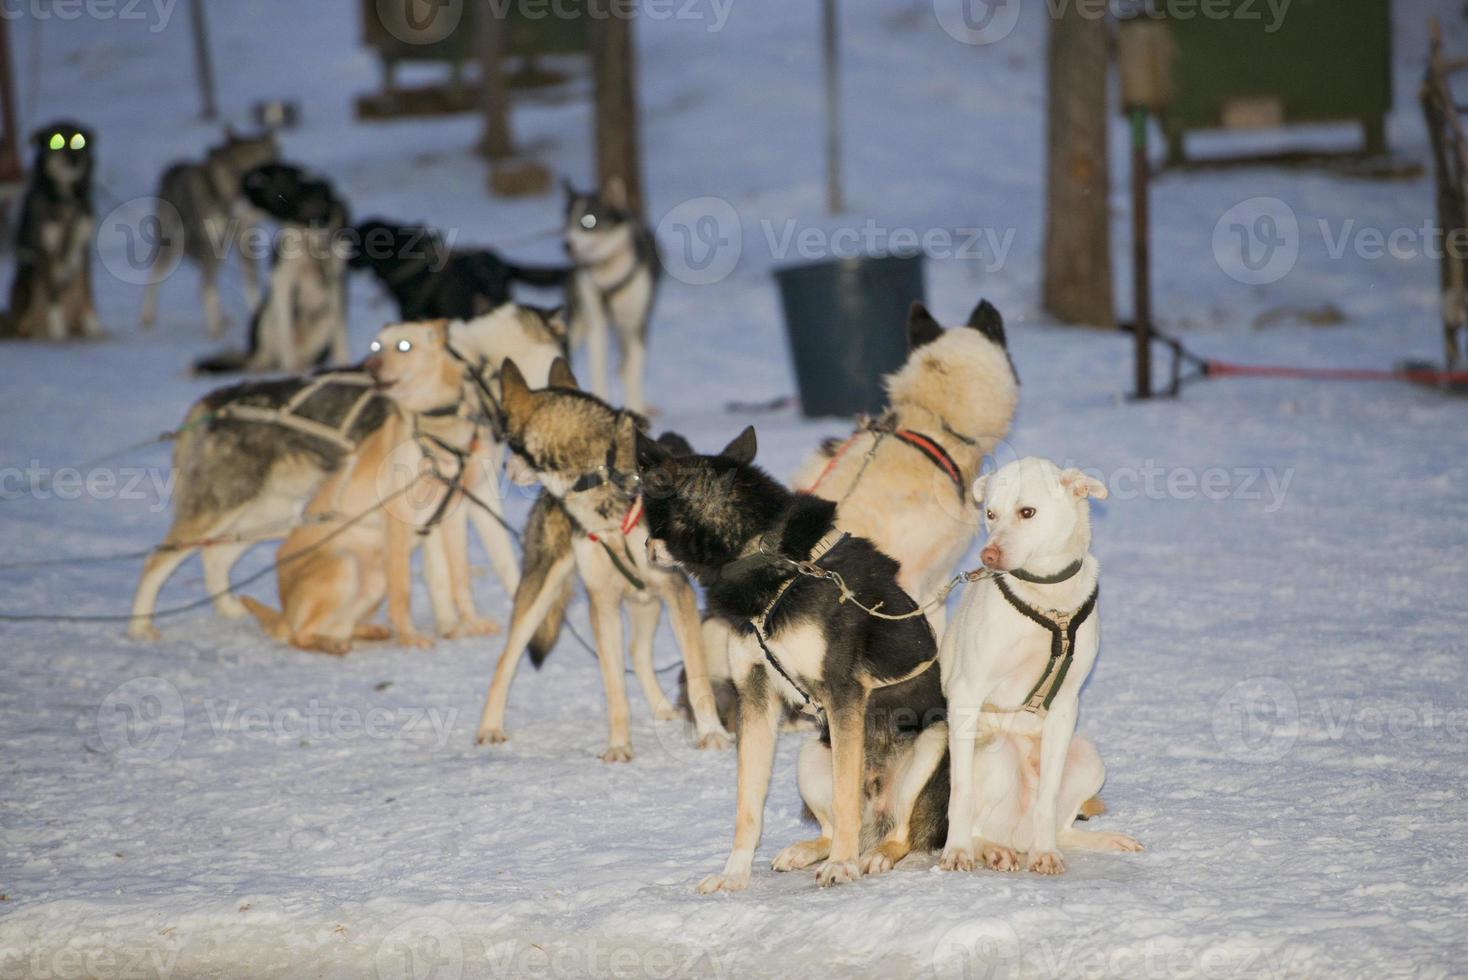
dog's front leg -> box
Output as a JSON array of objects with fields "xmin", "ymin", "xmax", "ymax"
[
  {"xmin": 1028, "ymin": 697, "xmax": 1079, "ymax": 875},
  {"xmin": 699, "ymin": 667, "xmax": 780, "ymax": 894},
  {"xmin": 587, "ymin": 585, "xmax": 634, "ymax": 762},
  {"xmin": 940, "ymin": 696, "xmax": 984, "ymax": 871},
  {"xmin": 819, "ymin": 694, "xmax": 868, "ymax": 886},
  {"xmin": 385, "ymin": 512, "xmax": 433, "ymax": 649},
  {"xmin": 476, "ymin": 553, "xmax": 575, "ymax": 744},
  {"xmin": 440, "ymin": 502, "xmax": 499, "ymax": 638},
  {"xmin": 421, "ymin": 526, "xmax": 458, "ymax": 636},
  {"xmin": 666, "ymin": 578, "xmax": 731, "ymax": 749}
]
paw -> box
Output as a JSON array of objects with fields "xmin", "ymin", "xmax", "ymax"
[
  {"xmin": 476, "ymin": 728, "xmax": 508, "ymax": 746},
  {"xmin": 696, "ymin": 872, "xmax": 747, "ymax": 895},
  {"xmin": 396, "ymin": 630, "xmax": 434, "ymax": 650},
  {"xmin": 981, "ymin": 844, "xmax": 1020, "ymax": 872},
  {"xmin": 815, "ymin": 858, "xmax": 861, "ymax": 887},
  {"xmin": 600, "ymin": 744, "xmax": 634, "ymax": 763},
  {"xmin": 1028, "ymin": 850, "xmax": 1066, "ymax": 875},
  {"xmin": 695, "ymin": 729, "xmax": 732, "ymax": 751},
  {"xmin": 127, "ymin": 622, "xmax": 161, "ymax": 643},
  {"xmin": 653, "ymin": 703, "xmax": 682, "ymax": 722},
  {"xmin": 859, "ymin": 841, "xmax": 908, "ymax": 876},
  {"xmin": 772, "ymin": 839, "xmax": 828, "ymax": 872},
  {"xmin": 214, "ymin": 596, "xmax": 246, "ymax": 619},
  {"xmin": 939, "ymin": 846, "xmax": 975, "ymax": 872},
  {"xmin": 457, "ymin": 616, "xmax": 501, "ymax": 637},
  {"xmin": 354, "ymin": 624, "xmax": 393, "ymax": 642},
  {"xmin": 1094, "ymin": 832, "xmax": 1144, "ymax": 853}
]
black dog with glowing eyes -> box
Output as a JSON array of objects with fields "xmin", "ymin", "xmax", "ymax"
[
  {"xmin": 635, "ymin": 426, "xmax": 950, "ymax": 893},
  {"xmin": 2, "ymin": 121, "xmax": 99, "ymax": 340}
]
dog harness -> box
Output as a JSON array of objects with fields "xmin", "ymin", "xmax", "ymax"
[
  {"xmin": 211, "ymin": 372, "xmax": 379, "ymax": 452},
  {"xmin": 742, "ymin": 529, "xmax": 850, "ymax": 716},
  {"xmin": 995, "ymin": 562, "xmax": 1099, "ymax": 715},
  {"xmin": 804, "ymin": 414, "xmax": 967, "ymax": 503},
  {"xmin": 585, "ymin": 495, "xmax": 647, "ymax": 592}
]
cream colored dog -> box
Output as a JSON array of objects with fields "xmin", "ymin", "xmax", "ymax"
[
  {"xmin": 242, "ymin": 321, "xmax": 499, "ymax": 653},
  {"xmin": 939, "ymin": 457, "xmax": 1141, "ymax": 875}
]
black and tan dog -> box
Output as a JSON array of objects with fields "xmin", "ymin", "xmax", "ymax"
[
  {"xmin": 2, "ymin": 121, "xmax": 98, "ymax": 340},
  {"xmin": 636, "ymin": 429, "xmax": 949, "ymax": 891},
  {"xmin": 473, "ymin": 360, "xmax": 728, "ymax": 760}
]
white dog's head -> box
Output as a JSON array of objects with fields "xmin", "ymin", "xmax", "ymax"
[{"xmin": 973, "ymin": 457, "xmax": 1107, "ymax": 574}]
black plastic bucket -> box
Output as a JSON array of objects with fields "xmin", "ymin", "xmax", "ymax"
[{"xmin": 774, "ymin": 253, "xmax": 924, "ymax": 418}]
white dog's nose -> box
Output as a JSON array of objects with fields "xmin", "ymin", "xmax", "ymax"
[{"xmin": 981, "ymin": 543, "xmax": 1004, "ymax": 569}]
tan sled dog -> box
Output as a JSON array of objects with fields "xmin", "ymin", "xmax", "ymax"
[{"xmin": 242, "ymin": 321, "xmax": 499, "ymax": 652}]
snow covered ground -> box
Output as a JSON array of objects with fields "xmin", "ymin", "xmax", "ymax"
[{"xmin": 3, "ymin": 1, "xmax": 1467, "ymax": 976}]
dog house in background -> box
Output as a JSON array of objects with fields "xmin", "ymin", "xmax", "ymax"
[
  {"xmin": 357, "ymin": 0, "xmax": 589, "ymax": 117},
  {"xmin": 1158, "ymin": 0, "xmax": 1392, "ymax": 164}
]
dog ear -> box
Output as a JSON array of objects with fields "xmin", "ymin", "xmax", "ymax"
[
  {"xmin": 965, "ymin": 299, "xmax": 1007, "ymax": 348},
  {"xmin": 561, "ymin": 177, "xmax": 577, "ymax": 200},
  {"xmin": 636, "ymin": 430, "xmax": 672, "ymax": 468},
  {"xmin": 971, "ymin": 472, "xmax": 992, "ymax": 503},
  {"xmin": 1059, "ymin": 468, "xmax": 1108, "ymax": 501},
  {"xmin": 500, "ymin": 359, "xmax": 534, "ymax": 426},
  {"xmin": 602, "ymin": 175, "xmax": 629, "ymax": 210},
  {"xmin": 612, "ymin": 412, "xmax": 642, "ymax": 474},
  {"xmin": 720, "ymin": 426, "xmax": 758, "ymax": 466},
  {"xmin": 907, "ymin": 301, "xmax": 944, "ymax": 351},
  {"xmin": 544, "ymin": 306, "xmax": 569, "ymax": 341},
  {"xmin": 547, "ymin": 357, "xmax": 579, "ymax": 391}
]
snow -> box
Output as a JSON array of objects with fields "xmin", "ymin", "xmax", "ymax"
[{"xmin": 2, "ymin": 1, "xmax": 1467, "ymax": 977}]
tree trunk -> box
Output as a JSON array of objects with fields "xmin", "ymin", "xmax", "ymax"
[
  {"xmin": 589, "ymin": 1, "xmax": 645, "ymax": 216},
  {"xmin": 1041, "ymin": 4, "xmax": 1113, "ymax": 327},
  {"xmin": 476, "ymin": 2, "xmax": 514, "ymax": 160}
]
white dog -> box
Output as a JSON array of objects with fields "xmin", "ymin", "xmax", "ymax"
[{"xmin": 938, "ymin": 457, "xmax": 1141, "ymax": 875}]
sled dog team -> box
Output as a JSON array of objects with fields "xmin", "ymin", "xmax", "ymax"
[{"xmin": 132, "ymin": 295, "xmax": 1141, "ymax": 891}]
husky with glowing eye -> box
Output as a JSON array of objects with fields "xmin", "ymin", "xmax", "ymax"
[{"xmin": 2, "ymin": 121, "xmax": 99, "ymax": 341}]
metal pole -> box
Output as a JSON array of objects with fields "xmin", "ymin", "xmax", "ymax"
[
  {"xmin": 1130, "ymin": 106, "xmax": 1152, "ymax": 399},
  {"xmin": 190, "ymin": 0, "xmax": 218, "ymax": 122},
  {"xmin": 823, "ymin": 0, "xmax": 842, "ymax": 214}
]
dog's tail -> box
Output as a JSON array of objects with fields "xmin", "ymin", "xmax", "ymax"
[
  {"xmin": 499, "ymin": 257, "xmax": 573, "ymax": 290},
  {"xmin": 192, "ymin": 349, "xmax": 250, "ymax": 374},
  {"xmin": 241, "ymin": 595, "xmax": 291, "ymax": 643},
  {"xmin": 521, "ymin": 491, "xmax": 576, "ymax": 668}
]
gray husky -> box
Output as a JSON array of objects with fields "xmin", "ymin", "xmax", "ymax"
[
  {"xmin": 2, "ymin": 121, "xmax": 98, "ymax": 340},
  {"xmin": 129, "ymin": 304, "xmax": 565, "ymax": 640},
  {"xmin": 473, "ymin": 358, "xmax": 728, "ymax": 760},
  {"xmin": 140, "ymin": 129, "xmax": 279, "ymax": 337},
  {"xmin": 563, "ymin": 178, "xmax": 660, "ymax": 414}
]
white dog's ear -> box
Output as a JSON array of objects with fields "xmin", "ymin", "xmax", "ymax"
[
  {"xmin": 971, "ymin": 472, "xmax": 991, "ymax": 502},
  {"xmin": 1059, "ymin": 468, "xmax": 1108, "ymax": 500}
]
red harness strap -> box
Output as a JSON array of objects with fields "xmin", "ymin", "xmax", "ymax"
[
  {"xmin": 587, "ymin": 495, "xmax": 643, "ymax": 543},
  {"xmin": 802, "ymin": 433, "xmax": 860, "ymax": 494},
  {"xmin": 893, "ymin": 429, "xmax": 965, "ymax": 500}
]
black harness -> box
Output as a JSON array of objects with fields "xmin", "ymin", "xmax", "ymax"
[{"xmin": 994, "ymin": 562, "xmax": 1099, "ymax": 715}]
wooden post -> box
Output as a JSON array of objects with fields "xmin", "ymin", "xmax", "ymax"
[
  {"xmin": 477, "ymin": 1, "xmax": 514, "ymax": 160},
  {"xmin": 1129, "ymin": 107, "xmax": 1152, "ymax": 398},
  {"xmin": 589, "ymin": 0, "xmax": 644, "ymax": 215},
  {"xmin": 190, "ymin": 0, "xmax": 218, "ymax": 122},
  {"xmin": 823, "ymin": 0, "xmax": 843, "ymax": 214},
  {"xmin": 0, "ymin": 18, "xmax": 22, "ymax": 186},
  {"xmin": 1041, "ymin": 1, "xmax": 1113, "ymax": 327}
]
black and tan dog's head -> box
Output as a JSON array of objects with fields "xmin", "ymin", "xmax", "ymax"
[
  {"xmin": 499, "ymin": 358, "xmax": 647, "ymax": 523},
  {"xmin": 636, "ymin": 426, "xmax": 788, "ymax": 584},
  {"xmin": 563, "ymin": 176, "xmax": 635, "ymax": 264},
  {"xmin": 241, "ymin": 162, "xmax": 348, "ymax": 230},
  {"xmin": 31, "ymin": 120, "xmax": 94, "ymax": 197},
  {"xmin": 209, "ymin": 127, "xmax": 279, "ymax": 182},
  {"xmin": 363, "ymin": 320, "xmax": 463, "ymax": 415},
  {"xmin": 348, "ymin": 217, "xmax": 446, "ymax": 274}
]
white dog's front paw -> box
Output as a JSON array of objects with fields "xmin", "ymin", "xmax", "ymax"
[
  {"xmin": 981, "ymin": 844, "xmax": 1021, "ymax": 872},
  {"xmin": 815, "ymin": 858, "xmax": 861, "ymax": 887},
  {"xmin": 1029, "ymin": 850, "xmax": 1066, "ymax": 875},
  {"xmin": 939, "ymin": 846, "xmax": 975, "ymax": 872},
  {"xmin": 697, "ymin": 872, "xmax": 748, "ymax": 895},
  {"xmin": 600, "ymin": 743, "xmax": 634, "ymax": 763}
]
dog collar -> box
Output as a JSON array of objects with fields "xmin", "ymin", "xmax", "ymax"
[{"xmin": 1008, "ymin": 559, "xmax": 1084, "ymax": 585}]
